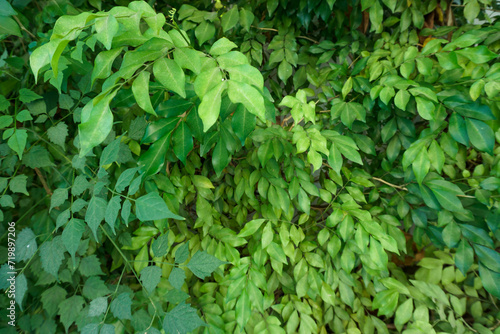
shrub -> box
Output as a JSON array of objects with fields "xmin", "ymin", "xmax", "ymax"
[{"xmin": 1, "ymin": 0, "xmax": 500, "ymax": 333}]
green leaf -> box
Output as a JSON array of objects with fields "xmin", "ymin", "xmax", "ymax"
[
  {"xmin": 15, "ymin": 228, "xmax": 37, "ymax": 262},
  {"xmin": 226, "ymin": 64, "xmax": 264, "ymax": 92},
  {"xmin": 227, "ymin": 80, "xmax": 265, "ymax": 122},
  {"xmin": 9, "ymin": 278, "xmax": 25, "ymax": 309},
  {"xmin": 238, "ymin": 219, "xmax": 265, "ymax": 238},
  {"xmin": 40, "ymin": 236, "xmax": 65, "ymax": 278},
  {"xmin": 79, "ymin": 94, "xmax": 115, "ymax": 157},
  {"xmin": 41, "ymin": 285, "xmax": 67, "ymax": 316},
  {"xmin": 412, "ymin": 148, "xmax": 430, "ymax": 185},
  {"xmin": 85, "ymin": 196, "xmax": 107, "ymax": 239},
  {"xmin": 195, "ymin": 21, "xmax": 215, "ymax": 46},
  {"xmin": 373, "ymin": 289, "xmax": 399, "ymax": 316},
  {"xmin": 19, "ymin": 88, "xmax": 42, "ymax": 103},
  {"xmin": 415, "ymin": 97, "xmax": 435, "ymax": 120},
  {"xmin": 152, "ymin": 233, "xmax": 170, "ymax": 257},
  {"xmin": 426, "ymin": 179, "xmax": 464, "ymax": 212},
  {"xmin": 50, "ymin": 188, "xmax": 68, "ymax": 212},
  {"xmin": 95, "ymin": 15, "xmax": 119, "ymax": 50},
  {"xmin": 9, "ymin": 175, "xmax": 28, "ymax": 195},
  {"xmin": 474, "ymin": 244, "xmax": 500, "ymax": 273},
  {"xmin": 58, "ymin": 295, "xmax": 85, "ymax": 332},
  {"xmin": 187, "ymin": 251, "xmax": 226, "ymax": 279},
  {"xmin": 210, "ymin": 38, "xmax": 238, "ymax": 57},
  {"xmin": 173, "ymin": 47, "xmax": 201, "ymax": 75},
  {"xmin": 175, "ymin": 243, "xmax": 190, "ymax": 264},
  {"xmin": 0, "ymin": 16, "xmax": 21, "ymax": 37},
  {"xmin": 47, "ymin": 122, "xmax": 68, "ymax": 150},
  {"xmin": 212, "ymin": 138, "xmax": 230, "ymax": 177},
  {"xmin": 138, "ymin": 132, "xmax": 171, "ymax": 177},
  {"xmin": 456, "ymin": 46, "xmax": 497, "ymax": 64},
  {"xmin": 221, "ymin": 5, "xmax": 239, "ymax": 32},
  {"xmin": 461, "ymin": 224, "xmax": 494, "ymax": 248},
  {"xmin": 465, "ymin": 118, "xmax": 494, "ymax": 155},
  {"xmin": 455, "ymin": 239, "xmax": 474, "ymax": 275},
  {"xmin": 89, "ymin": 297, "xmax": 108, "ymax": 317},
  {"xmin": 0, "ymin": 0, "xmax": 17, "ymax": 15},
  {"xmin": 104, "ymin": 197, "xmax": 120, "ymax": 233},
  {"xmin": 7, "ymin": 129, "xmax": 27, "ymax": 159},
  {"xmin": 100, "ymin": 137, "xmax": 121, "ymax": 166},
  {"xmin": 232, "ymin": 105, "xmax": 256, "ymax": 144},
  {"xmin": 173, "ymin": 122, "xmax": 193, "ymax": 165},
  {"xmin": 194, "ymin": 67, "xmax": 223, "ymax": 98},
  {"xmin": 135, "ymin": 192, "xmax": 184, "ymax": 221},
  {"xmin": 153, "ymin": 58, "xmax": 186, "ymax": 98},
  {"xmin": 79, "ymin": 254, "xmax": 104, "ymax": 276},
  {"xmin": 62, "ymin": 218, "xmax": 85, "ymax": 263},
  {"xmin": 236, "ymin": 289, "xmax": 251, "ymax": 330},
  {"xmin": 132, "ymin": 71, "xmax": 156, "ymax": 115},
  {"xmin": 162, "ymin": 302, "xmax": 206, "ymax": 334},
  {"xmin": 394, "ymin": 90, "xmax": 410, "ymax": 110},
  {"xmin": 115, "ymin": 167, "xmax": 138, "ymax": 193},
  {"xmin": 110, "ymin": 293, "xmax": 132, "ymax": 320},
  {"xmin": 91, "ymin": 48, "xmax": 123, "ymax": 86},
  {"xmin": 478, "ymin": 263, "xmax": 500, "ymax": 299},
  {"xmin": 239, "ymin": 8, "xmax": 254, "ymax": 31},
  {"xmin": 140, "ymin": 266, "xmax": 162, "ymax": 294},
  {"xmin": 449, "ymin": 113, "xmax": 469, "ymax": 146},
  {"xmin": 199, "ymin": 81, "xmax": 226, "ymax": 131},
  {"xmin": 168, "ymin": 267, "xmax": 186, "ymax": 290}
]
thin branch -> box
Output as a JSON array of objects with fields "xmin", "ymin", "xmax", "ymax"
[
  {"xmin": 34, "ymin": 167, "xmax": 53, "ymax": 196},
  {"xmin": 372, "ymin": 177, "xmax": 408, "ymax": 191},
  {"xmin": 13, "ymin": 16, "xmax": 37, "ymax": 40}
]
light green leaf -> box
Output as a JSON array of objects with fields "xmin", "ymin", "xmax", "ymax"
[
  {"xmin": 153, "ymin": 58, "xmax": 186, "ymax": 98},
  {"xmin": 187, "ymin": 251, "xmax": 226, "ymax": 279},
  {"xmin": 173, "ymin": 122, "xmax": 193, "ymax": 165},
  {"xmin": 195, "ymin": 21, "xmax": 215, "ymax": 46},
  {"xmin": 95, "ymin": 15, "xmax": 119, "ymax": 50},
  {"xmin": 140, "ymin": 266, "xmax": 162, "ymax": 294},
  {"xmin": 173, "ymin": 47, "xmax": 202, "ymax": 75},
  {"xmin": 466, "ymin": 118, "xmax": 494, "ymax": 155},
  {"xmin": 199, "ymin": 81, "xmax": 226, "ymax": 131},
  {"xmin": 89, "ymin": 297, "xmax": 108, "ymax": 317},
  {"xmin": 194, "ymin": 67, "xmax": 223, "ymax": 98},
  {"xmin": 163, "ymin": 302, "xmax": 206, "ymax": 334},
  {"xmin": 62, "ymin": 218, "xmax": 86, "ymax": 263},
  {"xmin": 85, "ymin": 196, "xmax": 107, "ymax": 239},
  {"xmin": 168, "ymin": 267, "xmax": 186, "ymax": 290},
  {"xmin": 209, "ymin": 38, "xmax": 238, "ymax": 57},
  {"xmin": 58, "ymin": 295, "xmax": 85, "ymax": 332},
  {"xmin": 19, "ymin": 88, "xmax": 42, "ymax": 103},
  {"xmin": 47, "ymin": 122, "xmax": 69, "ymax": 150},
  {"xmin": 152, "ymin": 233, "xmax": 170, "ymax": 257},
  {"xmin": 226, "ymin": 64, "xmax": 264, "ymax": 92},
  {"xmin": 9, "ymin": 175, "xmax": 28, "ymax": 195},
  {"xmin": 135, "ymin": 192, "xmax": 184, "ymax": 221},
  {"xmin": 7, "ymin": 129, "xmax": 27, "ymax": 159},
  {"xmin": 91, "ymin": 48, "xmax": 123, "ymax": 86},
  {"xmin": 221, "ymin": 5, "xmax": 239, "ymax": 32},
  {"xmin": 132, "ymin": 71, "xmax": 156, "ymax": 115},
  {"xmin": 478, "ymin": 263, "xmax": 500, "ymax": 299},
  {"xmin": 15, "ymin": 228, "xmax": 37, "ymax": 262},
  {"xmin": 110, "ymin": 293, "xmax": 132, "ymax": 320},
  {"xmin": 227, "ymin": 80, "xmax": 265, "ymax": 122},
  {"xmin": 79, "ymin": 94, "xmax": 115, "ymax": 157},
  {"xmin": 40, "ymin": 236, "xmax": 65, "ymax": 278}
]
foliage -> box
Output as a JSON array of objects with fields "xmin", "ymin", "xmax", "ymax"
[{"xmin": 1, "ymin": 0, "xmax": 500, "ymax": 333}]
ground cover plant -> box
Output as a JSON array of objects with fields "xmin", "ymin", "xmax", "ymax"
[{"xmin": 1, "ymin": 0, "xmax": 500, "ymax": 333}]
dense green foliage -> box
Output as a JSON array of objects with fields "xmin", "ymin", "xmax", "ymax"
[{"xmin": 1, "ymin": 0, "xmax": 500, "ymax": 333}]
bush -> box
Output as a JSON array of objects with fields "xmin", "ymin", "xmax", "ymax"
[{"xmin": 1, "ymin": 0, "xmax": 500, "ymax": 333}]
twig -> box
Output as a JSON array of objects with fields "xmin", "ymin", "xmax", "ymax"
[
  {"xmin": 297, "ymin": 35, "xmax": 319, "ymax": 44},
  {"xmin": 34, "ymin": 167, "xmax": 53, "ymax": 196},
  {"xmin": 372, "ymin": 177, "xmax": 408, "ymax": 191},
  {"xmin": 13, "ymin": 16, "xmax": 37, "ymax": 40}
]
